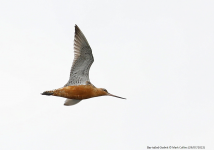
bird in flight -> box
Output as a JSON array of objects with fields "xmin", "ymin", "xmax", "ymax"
[{"xmin": 42, "ymin": 25, "xmax": 125, "ymax": 106}]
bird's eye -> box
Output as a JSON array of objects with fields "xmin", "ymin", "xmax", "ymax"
[{"xmin": 102, "ymin": 88, "xmax": 108, "ymax": 92}]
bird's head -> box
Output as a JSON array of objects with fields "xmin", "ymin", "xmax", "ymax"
[{"xmin": 98, "ymin": 88, "xmax": 126, "ymax": 99}]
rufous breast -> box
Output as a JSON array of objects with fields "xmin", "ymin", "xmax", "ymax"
[{"xmin": 53, "ymin": 85, "xmax": 106, "ymax": 100}]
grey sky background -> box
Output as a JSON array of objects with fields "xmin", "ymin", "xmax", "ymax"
[{"xmin": 0, "ymin": 0, "xmax": 214, "ymax": 149}]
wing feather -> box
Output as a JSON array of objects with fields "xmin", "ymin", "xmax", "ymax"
[
  {"xmin": 64, "ymin": 25, "xmax": 94, "ymax": 86},
  {"xmin": 64, "ymin": 99, "xmax": 81, "ymax": 106}
]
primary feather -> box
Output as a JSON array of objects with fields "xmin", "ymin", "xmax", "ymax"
[{"xmin": 64, "ymin": 25, "xmax": 94, "ymax": 86}]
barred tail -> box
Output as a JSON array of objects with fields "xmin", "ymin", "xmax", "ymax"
[{"xmin": 41, "ymin": 90, "xmax": 54, "ymax": 96}]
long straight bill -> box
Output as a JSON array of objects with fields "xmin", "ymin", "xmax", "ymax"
[{"xmin": 108, "ymin": 93, "xmax": 126, "ymax": 99}]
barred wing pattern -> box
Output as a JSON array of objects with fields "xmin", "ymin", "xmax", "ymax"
[{"xmin": 64, "ymin": 25, "xmax": 94, "ymax": 86}]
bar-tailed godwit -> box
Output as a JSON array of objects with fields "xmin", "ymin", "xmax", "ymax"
[{"xmin": 42, "ymin": 25, "xmax": 125, "ymax": 106}]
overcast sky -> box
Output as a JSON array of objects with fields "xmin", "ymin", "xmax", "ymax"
[{"xmin": 0, "ymin": 0, "xmax": 214, "ymax": 150}]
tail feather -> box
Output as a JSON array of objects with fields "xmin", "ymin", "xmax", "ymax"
[{"xmin": 41, "ymin": 90, "xmax": 54, "ymax": 96}]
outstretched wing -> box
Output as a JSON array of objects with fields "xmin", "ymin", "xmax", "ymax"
[{"xmin": 64, "ymin": 25, "xmax": 94, "ymax": 86}]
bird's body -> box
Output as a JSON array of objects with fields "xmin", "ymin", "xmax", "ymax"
[
  {"xmin": 43, "ymin": 82, "xmax": 106, "ymax": 100},
  {"xmin": 42, "ymin": 25, "xmax": 125, "ymax": 106}
]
